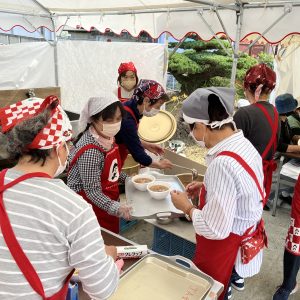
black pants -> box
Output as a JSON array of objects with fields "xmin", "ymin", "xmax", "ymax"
[{"xmin": 281, "ymin": 250, "xmax": 300, "ymax": 291}]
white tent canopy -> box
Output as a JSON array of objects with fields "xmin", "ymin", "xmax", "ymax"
[
  {"xmin": 274, "ymin": 39, "xmax": 300, "ymax": 102},
  {"xmin": 0, "ymin": 0, "xmax": 299, "ymax": 43}
]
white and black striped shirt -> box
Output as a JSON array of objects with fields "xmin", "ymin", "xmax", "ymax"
[
  {"xmin": 192, "ymin": 130, "xmax": 264, "ymax": 277},
  {"xmin": 0, "ymin": 169, "xmax": 119, "ymax": 299}
]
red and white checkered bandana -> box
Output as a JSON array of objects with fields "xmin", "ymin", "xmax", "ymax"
[{"xmin": 0, "ymin": 95, "xmax": 72, "ymax": 150}]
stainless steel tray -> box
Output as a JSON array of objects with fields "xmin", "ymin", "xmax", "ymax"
[
  {"xmin": 125, "ymin": 173, "xmax": 186, "ymax": 219},
  {"xmin": 109, "ymin": 254, "xmax": 223, "ymax": 300}
]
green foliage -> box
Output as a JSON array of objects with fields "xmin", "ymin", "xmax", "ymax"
[
  {"xmin": 257, "ymin": 52, "xmax": 274, "ymax": 68},
  {"xmin": 168, "ymin": 38, "xmax": 274, "ymax": 98},
  {"xmin": 168, "ymin": 52, "xmax": 201, "ymax": 74},
  {"xmin": 169, "ymin": 39, "xmax": 231, "ymax": 51}
]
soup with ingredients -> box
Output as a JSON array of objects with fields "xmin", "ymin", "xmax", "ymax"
[
  {"xmin": 134, "ymin": 178, "xmax": 153, "ymax": 184},
  {"xmin": 149, "ymin": 185, "xmax": 169, "ymax": 192}
]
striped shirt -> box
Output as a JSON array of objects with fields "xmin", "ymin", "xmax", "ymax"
[
  {"xmin": 192, "ymin": 130, "xmax": 264, "ymax": 277},
  {"xmin": 0, "ymin": 169, "xmax": 119, "ymax": 300},
  {"xmin": 67, "ymin": 131, "xmax": 127, "ymax": 216}
]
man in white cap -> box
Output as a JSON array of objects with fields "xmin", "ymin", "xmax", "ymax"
[{"xmin": 171, "ymin": 87, "xmax": 265, "ymax": 300}]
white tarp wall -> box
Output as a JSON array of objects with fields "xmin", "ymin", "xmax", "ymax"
[
  {"xmin": 0, "ymin": 40, "xmax": 166, "ymax": 113},
  {"xmin": 274, "ymin": 43, "xmax": 300, "ymax": 103},
  {"xmin": 57, "ymin": 41, "xmax": 166, "ymax": 113},
  {"xmin": 0, "ymin": 42, "xmax": 55, "ymax": 90}
]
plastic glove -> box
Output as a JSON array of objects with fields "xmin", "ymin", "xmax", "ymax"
[
  {"xmin": 186, "ymin": 181, "xmax": 202, "ymax": 199},
  {"xmin": 115, "ymin": 259, "xmax": 125, "ymax": 274},
  {"xmin": 170, "ymin": 190, "xmax": 192, "ymax": 213},
  {"xmin": 117, "ymin": 204, "xmax": 132, "ymax": 220}
]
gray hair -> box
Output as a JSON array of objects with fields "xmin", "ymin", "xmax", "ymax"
[{"xmin": 0, "ymin": 108, "xmax": 52, "ymax": 163}]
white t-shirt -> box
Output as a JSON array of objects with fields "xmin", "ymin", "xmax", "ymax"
[{"xmin": 114, "ymin": 86, "xmax": 134, "ymax": 100}]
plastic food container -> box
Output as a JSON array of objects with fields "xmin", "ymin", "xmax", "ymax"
[
  {"xmin": 147, "ymin": 181, "xmax": 171, "ymax": 200},
  {"xmin": 109, "ymin": 254, "xmax": 222, "ymax": 300},
  {"xmin": 131, "ymin": 174, "xmax": 155, "ymax": 191}
]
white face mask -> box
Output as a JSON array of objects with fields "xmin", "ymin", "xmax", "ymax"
[
  {"xmin": 102, "ymin": 121, "xmax": 121, "ymax": 137},
  {"xmin": 121, "ymin": 79, "xmax": 136, "ymax": 91},
  {"xmin": 54, "ymin": 143, "xmax": 69, "ymax": 178},
  {"xmin": 143, "ymin": 107, "xmax": 160, "ymax": 117},
  {"xmin": 190, "ymin": 129, "xmax": 206, "ymax": 148}
]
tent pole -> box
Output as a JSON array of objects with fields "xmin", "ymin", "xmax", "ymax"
[
  {"xmin": 31, "ymin": 0, "xmax": 59, "ymax": 88},
  {"xmin": 30, "ymin": 0, "xmax": 51, "ymax": 14},
  {"xmin": 230, "ymin": 4, "xmax": 243, "ymax": 88},
  {"xmin": 241, "ymin": 5, "xmax": 292, "ymax": 54},
  {"xmin": 214, "ymin": 8, "xmax": 234, "ymax": 52},
  {"xmin": 169, "ymin": 35, "xmax": 189, "ymax": 59},
  {"xmin": 58, "ymin": 17, "xmax": 70, "ymax": 38},
  {"xmin": 0, "ymin": 10, "xmax": 49, "ymax": 17},
  {"xmin": 197, "ymin": 10, "xmax": 231, "ymax": 57},
  {"xmin": 23, "ymin": 17, "xmax": 51, "ymax": 44},
  {"xmin": 51, "ymin": 15, "xmax": 59, "ymax": 87},
  {"xmin": 185, "ymin": 0, "xmax": 238, "ymax": 11}
]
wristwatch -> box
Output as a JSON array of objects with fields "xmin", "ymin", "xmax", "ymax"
[{"xmin": 184, "ymin": 205, "xmax": 196, "ymax": 221}]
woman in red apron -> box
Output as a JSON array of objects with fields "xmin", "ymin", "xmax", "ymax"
[
  {"xmin": 171, "ymin": 87, "xmax": 265, "ymax": 300},
  {"xmin": 0, "ymin": 96, "xmax": 118, "ymax": 299},
  {"xmin": 234, "ymin": 63, "xmax": 279, "ymax": 204},
  {"xmin": 67, "ymin": 93, "xmax": 132, "ymax": 233},
  {"xmin": 115, "ymin": 79, "xmax": 173, "ymax": 170},
  {"xmin": 232, "ymin": 64, "xmax": 279, "ymax": 294},
  {"xmin": 115, "ymin": 62, "xmax": 138, "ymax": 102}
]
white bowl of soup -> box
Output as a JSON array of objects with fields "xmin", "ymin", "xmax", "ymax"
[
  {"xmin": 147, "ymin": 181, "xmax": 171, "ymax": 200},
  {"xmin": 132, "ymin": 174, "xmax": 156, "ymax": 191}
]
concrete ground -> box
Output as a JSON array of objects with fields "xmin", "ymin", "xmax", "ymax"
[{"xmin": 122, "ymin": 199, "xmax": 299, "ymax": 300}]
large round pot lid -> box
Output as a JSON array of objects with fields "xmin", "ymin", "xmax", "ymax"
[{"xmin": 138, "ymin": 110, "xmax": 177, "ymax": 144}]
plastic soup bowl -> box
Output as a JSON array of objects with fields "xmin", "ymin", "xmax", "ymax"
[
  {"xmin": 147, "ymin": 181, "xmax": 171, "ymax": 200},
  {"xmin": 132, "ymin": 174, "xmax": 156, "ymax": 191}
]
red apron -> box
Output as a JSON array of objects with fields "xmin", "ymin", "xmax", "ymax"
[
  {"xmin": 193, "ymin": 151, "xmax": 264, "ymax": 300},
  {"xmin": 285, "ymin": 174, "xmax": 300, "ymax": 256},
  {"xmin": 118, "ymin": 87, "xmax": 130, "ymax": 103},
  {"xmin": 254, "ymin": 103, "xmax": 279, "ymax": 203},
  {"xmin": 69, "ymin": 143, "xmax": 121, "ymax": 233},
  {"xmin": 0, "ymin": 169, "xmax": 74, "ymax": 300},
  {"xmin": 118, "ymin": 106, "xmax": 139, "ymax": 167}
]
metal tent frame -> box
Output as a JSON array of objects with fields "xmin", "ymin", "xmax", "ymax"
[{"xmin": 1, "ymin": 0, "xmax": 300, "ymax": 88}]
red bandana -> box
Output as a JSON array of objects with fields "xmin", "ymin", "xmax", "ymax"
[
  {"xmin": 143, "ymin": 83, "xmax": 165, "ymax": 100},
  {"xmin": 118, "ymin": 62, "xmax": 137, "ymax": 75},
  {"xmin": 244, "ymin": 63, "xmax": 276, "ymax": 91}
]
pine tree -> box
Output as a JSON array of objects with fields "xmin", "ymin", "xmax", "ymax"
[{"xmin": 168, "ymin": 38, "xmax": 273, "ymax": 98}]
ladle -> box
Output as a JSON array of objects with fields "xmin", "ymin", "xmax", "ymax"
[{"xmin": 172, "ymin": 163, "xmax": 200, "ymax": 181}]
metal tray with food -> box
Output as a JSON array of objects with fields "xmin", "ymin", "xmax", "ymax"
[
  {"xmin": 125, "ymin": 173, "xmax": 186, "ymax": 220},
  {"xmin": 109, "ymin": 254, "xmax": 223, "ymax": 300}
]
